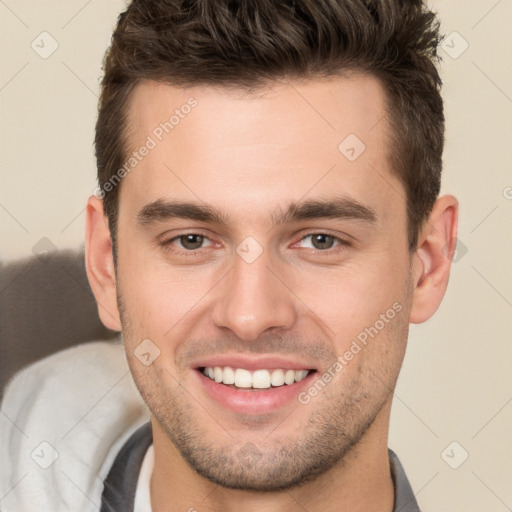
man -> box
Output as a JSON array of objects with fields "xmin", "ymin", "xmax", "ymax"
[{"xmin": 0, "ymin": 0, "xmax": 458, "ymax": 511}]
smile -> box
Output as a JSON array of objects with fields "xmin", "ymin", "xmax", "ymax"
[
  {"xmin": 194, "ymin": 365, "xmax": 318, "ymax": 414},
  {"xmin": 200, "ymin": 366, "xmax": 313, "ymax": 390}
]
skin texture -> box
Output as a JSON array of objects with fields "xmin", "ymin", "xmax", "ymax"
[{"xmin": 86, "ymin": 72, "xmax": 458, "ymax": 512}]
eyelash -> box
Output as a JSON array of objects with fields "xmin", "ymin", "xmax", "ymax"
[{"xmin": 160, "ymin": 231, "xmax": 351, "ymax": 256}]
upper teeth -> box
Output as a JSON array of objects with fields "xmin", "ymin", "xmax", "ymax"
[{"xmin": 202, "ymin": 366, "xmax": 310, "ymax": 389}]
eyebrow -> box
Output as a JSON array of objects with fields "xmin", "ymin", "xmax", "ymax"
[{"xmin": 136, "ymin": 196, "xmax": 377, "ymax": 228}]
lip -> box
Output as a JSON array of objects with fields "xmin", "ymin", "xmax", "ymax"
[
  {"xmin": 194, "ymin": 367, "xmax": 318, "ymax": 415},
  {"xmin": 192, "ymin": 355, "xmax": 317, "ymax": 372}
]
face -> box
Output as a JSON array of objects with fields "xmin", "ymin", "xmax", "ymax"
[{"xmin": 114, "ymin": 74, "xmax": 414, "ymax": 491}]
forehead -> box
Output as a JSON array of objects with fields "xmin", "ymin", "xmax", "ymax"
[
  {"xmin": 126, "ymin": 73, "xmax": 388, "ymax": 154},
  {"xmin": 120, "ymin": 74, "xmax": 404, "ymax": 228}
]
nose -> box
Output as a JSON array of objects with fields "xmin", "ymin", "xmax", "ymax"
[{"xmin": 211, "ymin": 246, "xmax": 298, "ymax": 342}]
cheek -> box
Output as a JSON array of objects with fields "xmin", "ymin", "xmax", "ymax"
[
  {"xmin": 293, "ymin": 255, "xmax": 408, "ymax": 339},
  {"xmin": 118, "ymin": 244, "xmax": 212, "ymax": 328}
]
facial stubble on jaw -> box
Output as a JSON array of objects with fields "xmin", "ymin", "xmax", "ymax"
[
  {"xmin": 144, "ymin": 372, "xmax": 391, "ymax": 492},
  {"xmin": 115, "ymin": 269, "xmax": 411, "ymax": 492},
  {"xmin": 122, "ymin": 339, "xmax": 397, "ymax": 492}
]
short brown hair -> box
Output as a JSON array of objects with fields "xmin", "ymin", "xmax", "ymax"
[{"xmin": 95, "ymin": 0, "xmax": 445, "ymax": 258}]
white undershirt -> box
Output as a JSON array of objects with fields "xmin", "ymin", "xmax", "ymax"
[{"xmin": 134, "ymin": 443, "xmax": 155, "ymax": 512}]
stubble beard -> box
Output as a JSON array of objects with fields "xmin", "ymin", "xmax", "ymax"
[{"xmin": 116, "ymin": 274, "xmax": 411, "ymax": 492}]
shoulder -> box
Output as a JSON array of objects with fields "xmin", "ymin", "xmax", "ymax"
[
  {"xmin": 0, "ymin": 340, "xmax": 149, "ymax": 512},
  {"xmin": 2, "ymin": 340, "xmax": 127, "ymax": 401}
]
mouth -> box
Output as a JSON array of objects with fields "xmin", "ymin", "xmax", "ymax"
[
  {"xmin": 199, "ymin": 366, "xmax": 316, "ymax": 390},
  {"xmin": 193, "ymin": 363, "xmax": 319, "ymax": 414}
]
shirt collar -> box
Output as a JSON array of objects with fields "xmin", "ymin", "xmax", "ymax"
[{"xmin": 389, "ymin": 448, "xmax": 421, "ymax": 512}]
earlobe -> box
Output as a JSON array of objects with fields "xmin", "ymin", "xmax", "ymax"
[
  {"xmin": 85, "ymin": 195, "xmax": 122, "ymax": 331},
  {"xmin": 409, "ymin": 195, "xmax": 459, "ymax": 324}
]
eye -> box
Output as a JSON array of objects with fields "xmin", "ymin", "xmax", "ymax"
[
  {"xmin": 162, "ymin": 233, "xmax": 214, "ymax": 252},
  {"xmin": 297, "ymin": 233, "xmax": 349, "ymax": 251}
]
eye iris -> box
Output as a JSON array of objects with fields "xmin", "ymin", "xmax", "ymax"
[
  {"xmin": 181, "ymin": 234, "xmax": 204, "ymax": 250},
  {"xmin": 312, "ymin": 234, "xmax": 334, "ymax": 250}
]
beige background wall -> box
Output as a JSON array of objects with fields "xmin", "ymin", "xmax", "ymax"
[{"xmin": 1, "ymin": 0, "xmax": 511, "ymax": 509}]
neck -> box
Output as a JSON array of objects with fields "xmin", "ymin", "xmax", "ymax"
[{"xmin": 149, "ymin": 404, "xmax": 395, "ymax": 512}]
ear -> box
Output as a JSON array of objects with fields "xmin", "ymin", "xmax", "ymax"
[
  {"xmin": 85, "ymin": 195, "xmax": 122, "ymax": 331},
  {"xmin": 409, "ymin": 194, "xmax": 459, "ymax": 324}
]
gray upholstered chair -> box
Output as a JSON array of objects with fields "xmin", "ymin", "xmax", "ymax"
[{"xmin": 0, "ymin": 248, "xmax": 118, "ymax": 401}]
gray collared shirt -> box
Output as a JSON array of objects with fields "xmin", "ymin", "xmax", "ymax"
[{"xmin": 389, "ymin": 448, "xmax": 421, "ymax": 511}]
